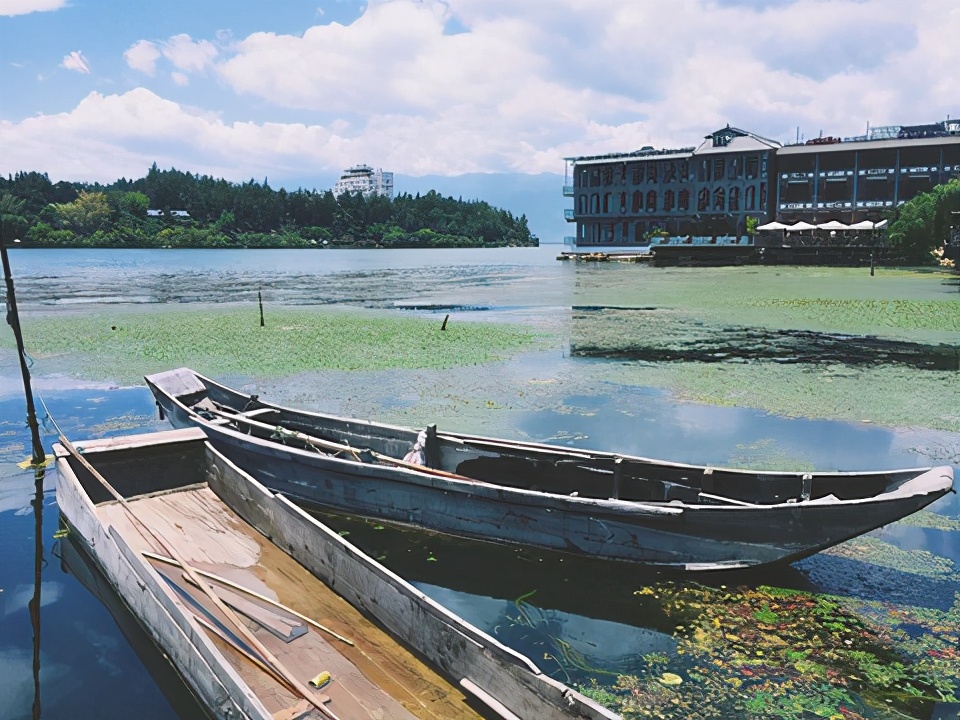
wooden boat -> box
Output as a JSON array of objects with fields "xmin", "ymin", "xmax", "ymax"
[
  {"xmin": 55, "ymin": 427, "xmax": 618, "ymax": 720},
  {"xmin": 146, "ymin": 368, "xmax": 955, "ymax": 571}
]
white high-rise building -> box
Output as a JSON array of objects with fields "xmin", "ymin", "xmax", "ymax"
[{"xmin": 334, "ymin": 165, "xmax": 394, "ymax": 198}]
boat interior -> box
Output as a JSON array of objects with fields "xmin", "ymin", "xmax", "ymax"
[
  {"xmin": 156, "ymin": 369, "xmax": 908, "ymax": 508},
  {"xmin": 62, "ymin": 438, "xmax": 492, "ymax": 720}
]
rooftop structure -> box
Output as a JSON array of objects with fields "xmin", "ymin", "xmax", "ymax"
[{"xmin": 334, "ymin": 165, "xmax": 394, "ymax": 199}]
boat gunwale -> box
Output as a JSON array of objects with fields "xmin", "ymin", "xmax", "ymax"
[
  {"xmin": 182, "ymin": 368, "xmax": 934, "ymax": 481},
  {"xmin": 147, "ymin": 372, "xmax": 951, "ymax": 514}
]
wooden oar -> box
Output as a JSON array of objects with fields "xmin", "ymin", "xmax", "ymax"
[
  {"xmin": 143, "ymin": 551, "xmax": 354, "ymax": 646},
  {"xmin": 205, "ymin": 407, "xmax": 478, "ymax": 483},
  {"xmin": 56, "ymin": 434, "xmax": 339, "ymax": 720}
]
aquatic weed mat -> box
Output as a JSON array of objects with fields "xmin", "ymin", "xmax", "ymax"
[
  {"xmin": 586, "ymin": 361, "xmax": 960, "ymax": 437},
  {"xmin": 7, "ymin": 306, "xmax": 553, "ymax": 385},
  {"xmin": 578, "ymin": 581, "xmax": 960, "ymax": 720}
]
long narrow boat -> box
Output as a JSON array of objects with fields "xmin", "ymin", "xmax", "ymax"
[
  {"xmin": 146, "ymin": 368, "xmax": 955, "ymax": 571},
  {"xmin": 55, "ymin": 427, "xmax": 618, "ymax": 720}
]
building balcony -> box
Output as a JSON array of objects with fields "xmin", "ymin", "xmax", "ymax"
[
  {"xmin": 562, "ymin": 185, "xmax": 575, "ymax": 197},
  {"xmin": 564, "ymin": 209, "xmax": 576, "ymax": 221}
]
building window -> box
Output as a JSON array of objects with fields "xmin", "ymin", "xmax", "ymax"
[
  {"xmin": 602, "ymin": 167, "xmax": 613, "ymax": 186},
  {"xmin": 603, "ymin": 193, "xmax": 611, "ymax": 213},
  {"xmin": 646, "ymin": 190, "xmax": 657, "ymax": 211},
  {"xmin": 679, "ymin": 160, "xmax": 689, "ymax": 181},
  {"xmin": 579, "ymin": 195, "xmax": 587, "ymax": 213},
  {"xmin": 728, "ymin": 157, "xmax": 740, "ymax": 180},
  {"xmin": 620, "ymin": 192, "xmax": 628, "ymax": 212},
  {"xmin": 632, "ymin": 191, "xmax": 642, "ymax": 212},
  {"xmin": 590, "ymin": 169, "xmax": 600, "ymax": 187},
  {"xmin": 729, "ymin": 187, "xmax": 740, "ymax": 211},
  {"xmin": 745, "ymin": 156, "xmax": 759, "ymax": 180},
  {"xmin": 745, "ymin": 185, "xmax": 756, "ymax": 210},
  {"xmin": 713, "ymin": 158, "xmax": 725, "ymax": 181},
  {"xmin": 591, "ymin": 194, "xmax": 600, "ymax": 213},
  {"xmin": 664, "ymin": 162, "xmax": 677, "ymax": 183},
  {"xmin": 713, "ymin": 187, "xmax": 725, "ymax": 211},
  {"xmin": 647, "ymin": 164, "xmax": 658, "ymax": 183},
  {"xmin": 631, "ymin": 165, "xmax": 642, "ymax": 184},
  {"xmin": 678, "ymin": 189, "xmax": 690, "ymax": 211},
  {"xmin": 664, "ymin": 189, "xmax": 675, "ymax": 211},
  {"xmin": 697, "ymin": 188, "xmax": 709, "ymax": 212},
  {"xmin": 622, "ymin": 221, "xmax": 629, "ymax": 240},
  {"xmin": 759, "ymin": 182, "xmax": 767, "ymax": 209}
]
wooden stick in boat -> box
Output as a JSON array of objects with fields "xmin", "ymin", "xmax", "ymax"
[
  {"xmin": 206, "ymin": 407, "xmax": 477, "ymax": 483},
  {"xmin": 193, "ymin": 614, "xmax": 337, "ymax": 719},
  {"xmin": 142, "ymin": 551, "xmax": 354, "ymax": 646},
  {"xmin": 56, "ymin": 434, "xmax": 340, "ymax": 720}
]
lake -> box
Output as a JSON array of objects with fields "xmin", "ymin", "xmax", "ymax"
[{"xmin": 1, "ymin": 246, "xmax": 958, "ymax": 719}]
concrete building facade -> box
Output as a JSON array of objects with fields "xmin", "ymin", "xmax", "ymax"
[{"xmin": 334, "ymin": 165, "xmax": 395, "ymax": 198}]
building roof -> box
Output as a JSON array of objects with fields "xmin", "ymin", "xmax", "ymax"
[
  {"xmin": 778, "ymin": 134, "xmax": 960, "ymax": 155},
  {"xmin": 565, "ymin": 147, "xmax": 695, "ymax": 164},
  {"xmin": 692, "ymin": 126, "xmax": 781, "ymax": 155}
]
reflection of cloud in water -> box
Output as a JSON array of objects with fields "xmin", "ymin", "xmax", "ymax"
[
  {"xmin": 0, "ymin": 649, "xmax": 75, "ymax": 720},
  {"xmin": 2, "ymin": 582, "xmax": 64, "ymax": 617},
  {"xmin": 0, "ymin": 473, "xmax": 54, "ymax": 515}
]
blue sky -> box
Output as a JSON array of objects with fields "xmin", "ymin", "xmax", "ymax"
[{"xmin": 1, "ymin": 0, "xmax": 958, "ymax": 189}]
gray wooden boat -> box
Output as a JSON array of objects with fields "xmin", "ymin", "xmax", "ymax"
[
  {"xmin": 146, "ymin": 367, "xmax": 955, "ymax": 571},
  {"xmin": 55, "ymin": 427, "xmax": 618, "ymax": 720}
]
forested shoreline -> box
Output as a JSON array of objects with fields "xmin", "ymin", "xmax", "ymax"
[{"xmin": 0, "ymin": 165, "xmax": 538, "ymax": 249}]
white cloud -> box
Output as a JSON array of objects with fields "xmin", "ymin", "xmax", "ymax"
[
  {"xmin": 125, "ymin": 34, "xmax": 217, "ymax": 77},
  {"xmin": 0, "ymin": 0, "xmax": 66, "ymax": 16},
  {"xmin": 124, "ymin": 40, "xmax": 161, "ymax": 75},
  {"xmin": 4, "ymin": 0, "xmax": 960, "ymax": 181},
  {"xmin": 60, "ymin": 50, "xmax": 90, "ymax": 74},
  {"xmin": 161, "ymin": 33, "xmax": 217, "ymax": 72}
]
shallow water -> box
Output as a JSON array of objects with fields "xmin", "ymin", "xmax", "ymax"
[{"xmin": 1, "ymin": 247, "xmax": 959, "ymax": 719}]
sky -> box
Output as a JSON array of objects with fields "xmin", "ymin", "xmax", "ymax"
[{"xmin": 1, "ymin": 0, "xmax": 959, "ymax": 190}]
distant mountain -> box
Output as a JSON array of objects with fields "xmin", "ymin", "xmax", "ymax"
[{"xmin": 395, "ymin": 173, "xmax": 568, "ymax": 244}]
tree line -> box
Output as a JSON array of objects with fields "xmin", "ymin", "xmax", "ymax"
[{"xmin": 0, "ymin": 165, "xmax": 538, "ymax": 249}]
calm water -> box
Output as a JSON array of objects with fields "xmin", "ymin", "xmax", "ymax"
[{"xmin": 1, "ymin": 247, "xmax": 958, "ymax": 719}]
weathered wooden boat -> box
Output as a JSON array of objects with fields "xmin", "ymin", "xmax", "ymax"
[
  {"xmin": 146, "ymin": 368, "xmax": 955, "ymax": 571},
  {"xmin": 55, "ymin": 427, "xmax": 618, "ymax": 720}
]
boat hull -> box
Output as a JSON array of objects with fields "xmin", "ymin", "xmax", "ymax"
[{"xmin": 151, "ymin": 383, "xmax": 953, "ymax": 570}]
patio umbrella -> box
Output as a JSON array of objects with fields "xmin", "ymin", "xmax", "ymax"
[
  {"xmin": 785, "ymin": 221, "xmax": 817, "ymax": 232},
  {"xmin": 847, "ymin": 220, "xmax": 875, "ymax": 230},
  {"xmin": 756, "ymin": 221, "xmax": 790, "ymax": 230},
  {"xmin": 816, "ymin": 220, "xmax": 851, "ymax": 231}
]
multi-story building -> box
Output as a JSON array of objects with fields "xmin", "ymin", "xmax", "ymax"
[
  {"xmin": 334, "ymin": 165, "xmax": 394, "ymax": 198},
  {"xmin": 564, "ymin": 119, "xmax": 960, "ymax": 249},
  {"xmin": 776, "ymin": 122, "xmax": 960, "ymax": 223}
]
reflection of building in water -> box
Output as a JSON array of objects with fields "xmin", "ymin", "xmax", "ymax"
[
  {"xmin": 334, "ymin": 165, "xmax": 394, "ymax": 199},
  {"xmin": 563, "ymin": 118, "xmax": 960, "ymax": 249}
]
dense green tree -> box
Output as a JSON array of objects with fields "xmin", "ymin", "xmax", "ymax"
[
  {"xmin": 888, "ymin": 180, "xmax": 960, "ymax": 264},
  {"xmin": 1, "ymin": 165, "xmax": 538, "ymax": 249}
]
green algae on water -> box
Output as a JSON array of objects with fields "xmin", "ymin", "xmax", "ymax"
[{"xmin": 8, "ymin": 307, "xmax": 551, "ymax": 385}]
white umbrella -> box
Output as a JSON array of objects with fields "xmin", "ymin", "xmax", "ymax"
[
  {"xmin": 816, "ymin": 220, "xmax": 851, "ymax": 231},
  {"xmin": 756, "ymin": 221, "xmax": 790, "ymax": 231},
  {"xmin": 847, "ymin": 220, "xmax": 875, "ymax": 230},
  {"xmin": 874, "ymin": 219, "xmax": 889, "ymax": 229},
  {"xmin": 785, "ymin": 221, "xmax": 817, "ymax": 232}
]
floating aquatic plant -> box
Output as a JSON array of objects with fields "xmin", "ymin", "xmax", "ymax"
[
  {"xmin": 575, "ymin": 582, "xmax": 958, "ymax": 719},
  {"xmin": 7, "ymin": 307, "xmax": 549, "ymax": 384}
]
